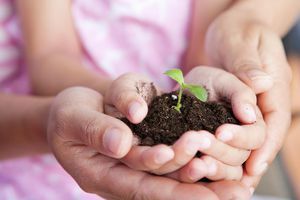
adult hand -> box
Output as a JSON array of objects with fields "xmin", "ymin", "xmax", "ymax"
[
  {"xmin": 205, "ymin": 11, "xmax": 292, "ymax": 191},
  {"xmin": 47, "ymin": 87, "xmax": 251, "ymax": 199}
]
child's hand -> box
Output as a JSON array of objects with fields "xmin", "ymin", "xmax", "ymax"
[
  {"xmin": 104, "ymin": 73, "xmax": 193, "ymax": 173},
  {"xmin": 105, "ymin": 73, "xmax": 234, "ymax": 176},
  {"xmin": 166, "ymin": 66, "xmax": 266, "ymax": 183},
  {"xmin": 103, "ymin": 70, "xmax": 265, "ymax": 183}
]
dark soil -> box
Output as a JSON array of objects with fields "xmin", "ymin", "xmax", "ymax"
[{"xmin": 122, "ymin": 91, "xmax": 239, "ymax": 146}]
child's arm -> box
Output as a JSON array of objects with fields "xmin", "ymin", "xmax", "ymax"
[
  {"xmin": 16, "ymin": 0, "xmax": 112, "ymax": 95},
  {"xmin": 0, "ymin": 93, "xmax": 51, "ymax": 159}
]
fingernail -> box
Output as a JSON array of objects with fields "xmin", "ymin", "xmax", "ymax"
[
  {"xmin": 198, "ymin": 136, "xmax": 211, "ymax": 150},
  {"xmin": 250, "ymin": 187, "xmax": 255, "ymax": 195},
  {"xmin": 154, "ymin": 149, "xmax": 174, "ymax": 165},
  {"xmin": 256, "ymin": 162, "xmax": 268, "ymax": 175},
  {"xmin": 189, "ymin": 167, "xmax": 204, "ymax": 181},
  {"xmin": 129, "ymin": 101, "xmax": 143, "ymax": 121},
  {"xmin": 246, "ymin": 69, "xmax": 271, "ymax": 81},
  {"xmin": 244, "ymin": 104, "xmax": 256, "ymax": 122},
  {"xmin": 207, "ymin": 162, "xmax": 217, "ymax": 176},
  {"xmin": 217, "ymin": 130, "xmax": 233, "ymax": 142},
  {"xmin": 103, "ymin": 128, "xmax": 123, "ymax": 155}
]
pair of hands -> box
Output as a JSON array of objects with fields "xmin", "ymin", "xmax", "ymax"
[
  {"xmin": 47, "ymin": 67, "xmax": 264, "ymax": 200},
  {"xmin": 47, "ymin": 10, "xmax": 292, "ymax": 200}
]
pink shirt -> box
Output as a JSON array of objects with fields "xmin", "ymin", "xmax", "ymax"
[{"xmin": 0, "ymin": 0, "xmax": 192, "ymax": 199}]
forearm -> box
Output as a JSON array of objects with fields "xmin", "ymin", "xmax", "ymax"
[
  {"xmin": 230, "ymin": 0, "xmax": 300, "ymax": 36},
  {"xmin": 0, "ymin": 94, "xmax": 52, "ymax": 159},
  {"xmin": 28, "ymin": 54, "xmax": 112, "ymax": 96},
  {"xmin": 16, "ymin": 0, "xmax": 112, "ymax": 96}
]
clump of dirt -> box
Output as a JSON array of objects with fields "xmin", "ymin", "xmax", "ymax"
[{"xmin": 122, "ymin": 91, "xmax": 239, "ymax": 146}]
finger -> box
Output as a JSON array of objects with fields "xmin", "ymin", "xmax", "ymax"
[
  {"xmin": 167, "ymin": 156, "xmax": 243, "ymax": 183},
  {"xmin": 54, "ymin": 143, "xmax": 219, "ymax": 200},
  {"xmin": 150, "ymin": 131, "xmax": 211, "ymax": 175},
  {"xmin": 202, "ymin": 180, "xmax": 252, "ymax": 200},
  {"xmin": 121, "ymin": 144, "xmax": 175, "ymax": 171},
  {"xmin": 218, "ymin": 29, "xmax": 274, "ymax": 94},
  {"xmin": 166, "ymin": 158, "xmax": 208, "ymax": 183},
  {"xmin": 50, "ymin": 106, "xmax": 134, "ymax": 159},
  {"xmin": 185, "ymin": 66, "xmax": 258, "ymax": 124},
  {"xmin": 201, "ymin": 156, "xmax": 243, "ymax": 181},
  {"xmin": 215, "ymin": 108, "xmax": 266, "ymax": 150},
  {"xmin": 105, "ymin": 73, "xmax": 159, "ymax": 124},
  {"xmin": 99, "ymin": 163, "xmax": 219, "ymax": 200},
  {"xmin": 193, "ymin": 131, "xmax": 250, "ymax": 166},
  {"xmin": 213, "ymin": 69, "xmax": 258, "ymax": 124},
  {"xmin": 241, "ymin": 173, "xmax": 262, "ymax": 194},
  {"xmin": 233, "ymin": 65, "xmax": 274, "ymax": 94},
  {"xmin": 245, "ymin": 83, "xmax": 291, "ymax": 176}
]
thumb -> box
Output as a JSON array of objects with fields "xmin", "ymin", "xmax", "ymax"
[
  {"xmin": 70, "ymin": 109, "xmax": 134, "ymax": 159},
  {"xmin": 233, "ymin": 65, "xmax": 274, "ymax": 94},
  {"xmin": 50, "ymin": 107, "xmax": 134, "ymax": 159},
  {"xmin": 105, "ymin": 73, "xmax": 159, "ymax": 124},
  {"xmin": 48, "ymin": 87, "xmax": 133, "ymax": 159}
]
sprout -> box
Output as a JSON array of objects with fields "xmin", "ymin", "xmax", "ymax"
[{"xmin": 164, "ymin": 68, "xmax": 208, "ymax": 112}]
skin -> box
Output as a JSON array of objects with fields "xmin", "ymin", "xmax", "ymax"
[
  {"xmin": 13, "ymin": 0, "xmax": 299, "ymax": 197},
  {"xmin": 0, "ymin": 94, "xmax": 51, "ymax": 159},
  {"xmin": 183, "ymin": 0, "xmax": 300, "ymax": 191},
  {"xmin": 0, "ymin": 88, "xmax": 251, "ymax": 200},
  {"xmin": 0, "ymin": 67, "xmax": 258, "ymax": 200},
  {"xmin": 15, "ymin": 0, "xmax": 259, "ymax": 181},
  {"xmin": 104, "ymin": 69, "xmax": 265, "ymax": 183}
]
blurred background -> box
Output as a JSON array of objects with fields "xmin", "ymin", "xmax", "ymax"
[{"xmin": 253, "ymin": 19, "xmax": 300, "ymax": 200}]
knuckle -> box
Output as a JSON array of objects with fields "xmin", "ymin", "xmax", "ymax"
[
  {"xmin": 234, "ymin": 85, "xmax": 256, "ymax": 103},
  {"xmin": 114, "ymin": 91, "xmax": 130, "ymax": 109},
  {"xmin": 241, "ymin": 150, "xmax": 251, "ymax": 163},
  {"xmin": 51, "ymin": 107, "xmax": 75, "ymax": 134},
  {"xmin": 129, "ymin": 177, "xmax": 152, "ymax": 200},
  {"xmin": 256, "ymin": 130, "xmax": 266, "ymax": 149},
  {"xmin": 215, "ymin": 145, "xmax": 229, "ymax": 160},
  {"xmin": 243, "ymin": 87, "xmax": 256, "ymax": 100},
  {"xmin": 77, "ymin": 181, "xmax": 95, "ymax": 194},
  {"xmin": 75, "ymin": 170, "xmax": 99, "ymax": 194},
  {"xmin": 77, "ymin": 163, "xmax": 112, "ymax": 196},
  {"xmin": 228, "ymin": 166, "xmax": 244, "ymax": 181},
  {"xmin": 81, "ymin": 117, "xmax": 101, "ymax": 146}
]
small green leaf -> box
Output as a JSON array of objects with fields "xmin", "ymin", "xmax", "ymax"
[
  {"xmin": 164, "ymin": 69, "xmax": 184, "ymax": 86},
  {"xmin": 185, "ymin": 84, "xmax": 208, "ymax": 102}
]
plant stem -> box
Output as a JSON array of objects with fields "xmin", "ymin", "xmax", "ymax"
[{"xmin": 175, "ymin": 87, "xmax": 183, "ymax": 112}]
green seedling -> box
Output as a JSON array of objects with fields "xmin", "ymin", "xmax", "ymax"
[{"xmin": 164, "ymin": 68, "xmax": 208, "ymax": 112}]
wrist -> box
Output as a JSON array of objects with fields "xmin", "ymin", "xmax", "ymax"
[
  {"xmin": 26, "ymin": 96, "xmax": 53, "ymax": 154},
  {"xmin": 0, "ymin": 95, "xmax": 53, "ymax": 159},
  {"xmin": 85, "ymin": 73, "xmax": 113, "ymax": 95},
  {"xmin": 28, "ymin": 53, "xmax": 113, "ymax": 96},
  {"xmin": 227, "ymin": 0, "xmax": 299, "ymax": 36}
]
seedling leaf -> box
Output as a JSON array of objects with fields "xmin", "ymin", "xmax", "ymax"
[
  {"xmin": 185, "ymin": 84, "xmax": 208, "ymax": 102},
  {"xmin": 164, "ymin": 69, "xmax": 184, "ymax": 86},
  {"xmin": 164, "ymin": 68, "xmax": 208, "ymax": 112}
]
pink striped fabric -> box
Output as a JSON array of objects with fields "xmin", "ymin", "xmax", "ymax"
[{"xmin": 0, "ymin": 0, "xmax": 192, "ymax": 199}]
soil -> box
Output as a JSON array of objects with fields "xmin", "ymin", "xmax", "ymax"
[{"xmin": 122, "ymin": 91, "xmax": 239, "ymax": 146}]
